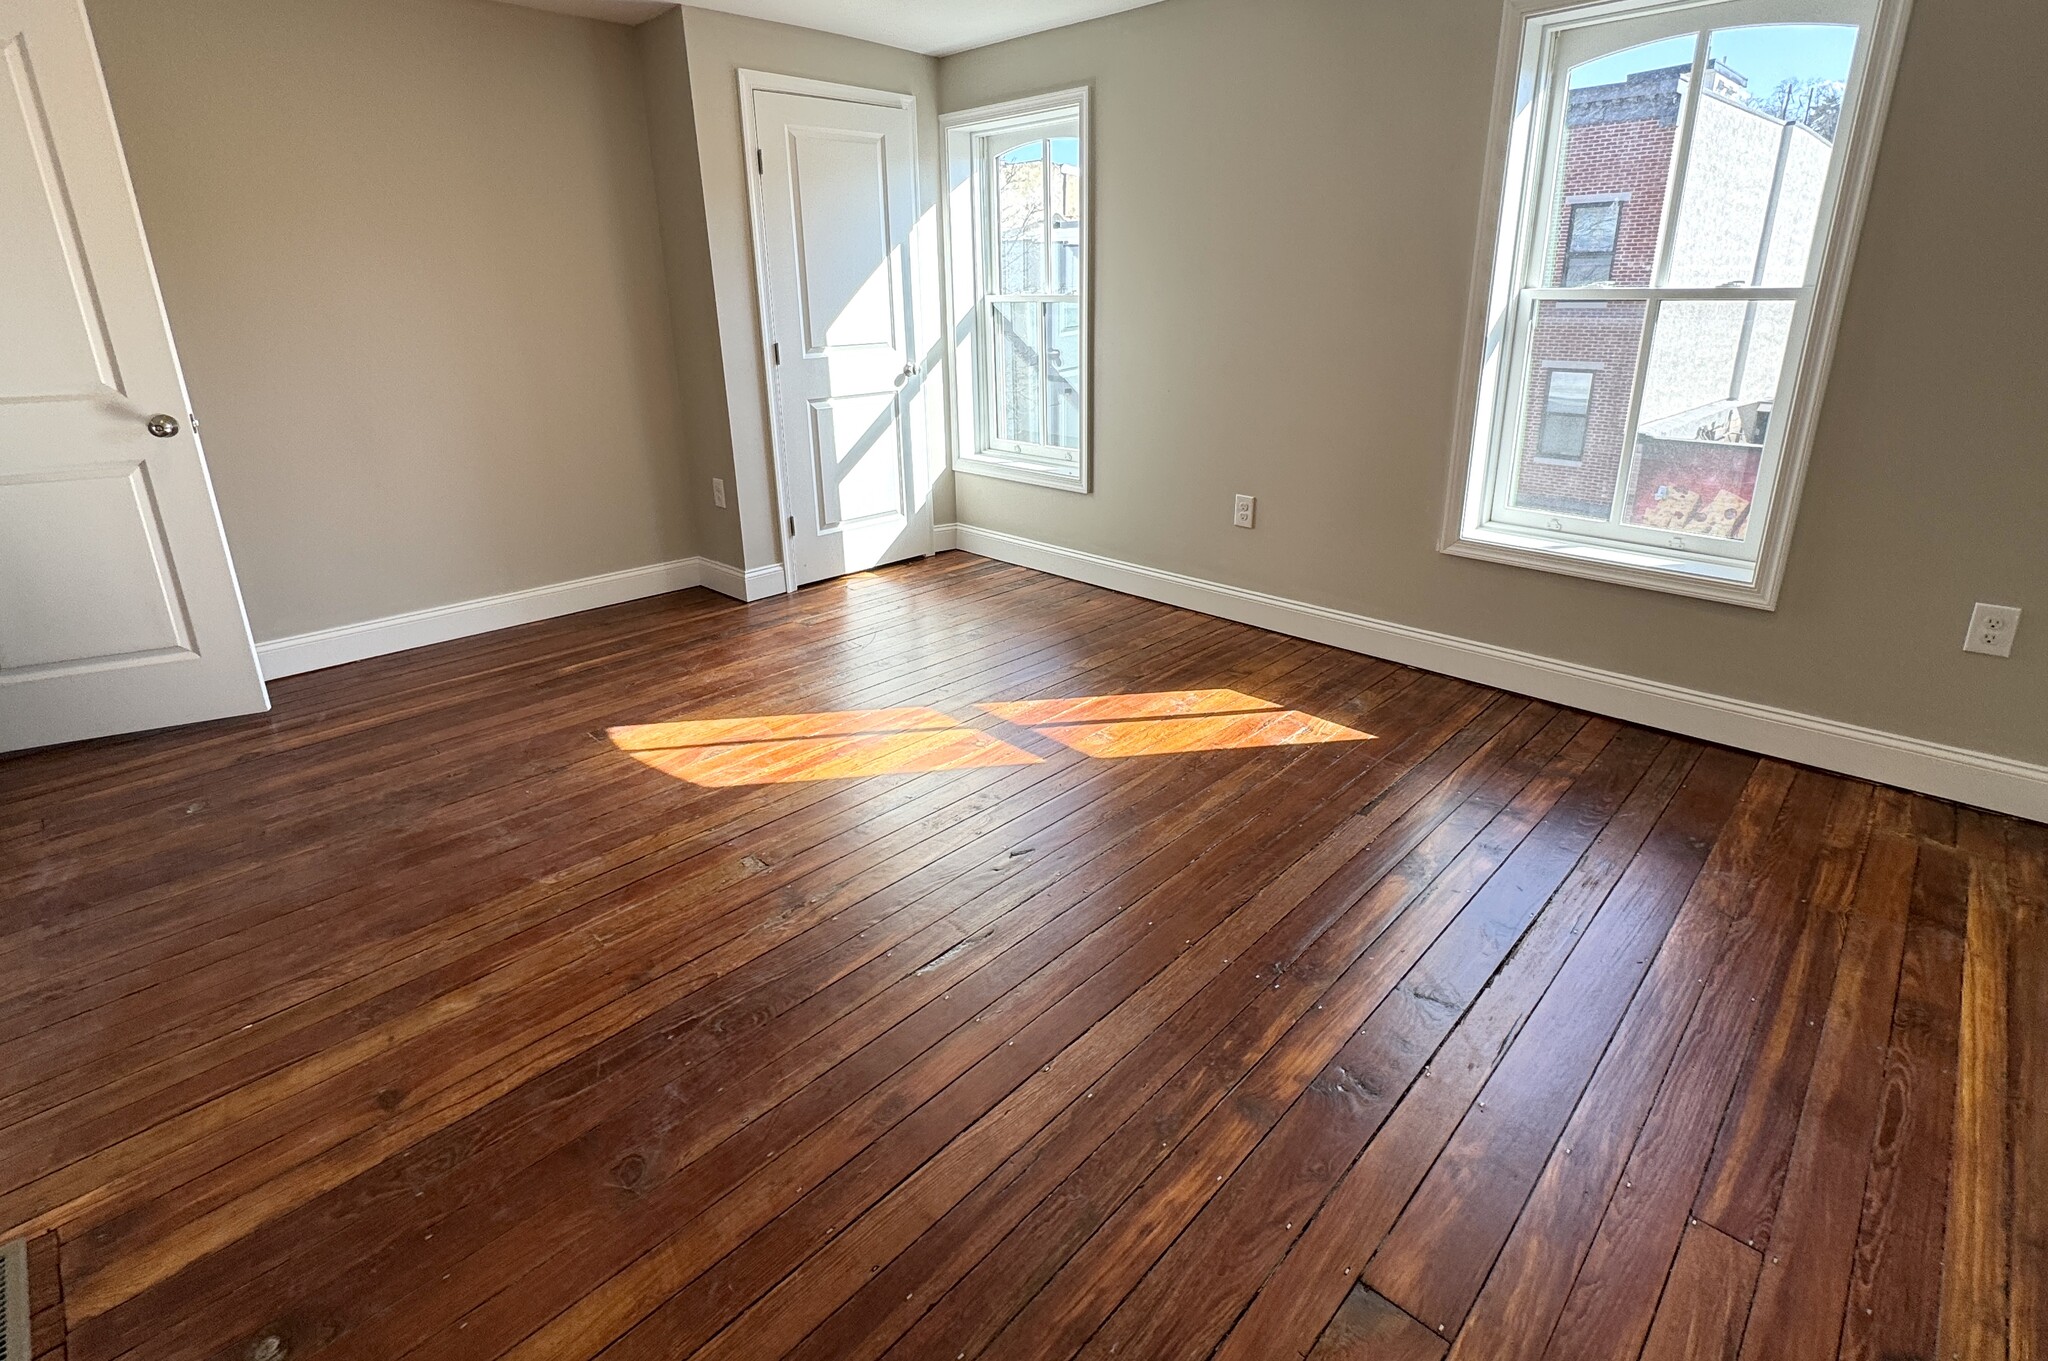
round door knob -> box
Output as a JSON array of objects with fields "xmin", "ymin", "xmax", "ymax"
[{"xmin": 146, "ymin": 413, "xmax": 181, "ymax": 438}]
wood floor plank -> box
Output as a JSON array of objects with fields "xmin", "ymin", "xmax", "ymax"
[
  {"xmin": 1936, "ymin": 811, "xmax": 2015, "ymax": 1361},
  {"xmin": 1732, "ymin": 834, "xmax": 1914, "ymax": 1360},
  {"xmin": 1693, "ymin": 784, "xmax": 1876, "ymax": 1250},
  {"xmin": 0, "ymin": 554, "xmax": 2034, "ymax": 1361},
  {"xmin": 2011, "ymin": 820, "xmax": 2048, "ymax": 1361},
  {"xmin": 1639, "ymin": 1222, "xmax": 1761, "ymax": 1361},
  {"xmin": 1838, "ymin": 842, "xmax": 1971, "ymax": 1361},
  {"xmin": 1310, "ymin": 1284, "xmax": 1447, "ymax": 1361}
]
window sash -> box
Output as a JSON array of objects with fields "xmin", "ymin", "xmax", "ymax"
[{"xmin": 983, "ymin": 296, "xmax": 1082, "ymax": 462}]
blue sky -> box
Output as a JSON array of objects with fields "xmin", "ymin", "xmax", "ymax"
[
  {"xmin": 1000, "ymin": 137, "xmax": 1082, "ymax": 168},
  {"xmin": 1569, "ymin": 23, "xmax": 1858, "ymax": 96}
]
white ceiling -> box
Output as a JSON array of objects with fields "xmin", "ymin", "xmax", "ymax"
[{"xmin": 489, "ymin": 0, "xmax": 1170, "ymax": 55}]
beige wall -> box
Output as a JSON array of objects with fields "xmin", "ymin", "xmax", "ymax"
[
  {"xmin": 939, "ymin": 0, "xmax": 2048, "ymax": 765},
  {"xmin": 637, "ymin": 7, "xmax": 743, "ymax": 566},
  {"xmin": 88, "ymin": 0, "xmax": 693, "ymax": 641},
  {"xmin": 645, "ymin": 7, "xmax": 947, "ymax": 570}
]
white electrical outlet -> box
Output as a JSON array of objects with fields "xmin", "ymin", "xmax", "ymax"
[
  {"xmin": 1233, "ymin": 494, "xmax": 1256, "ymax": 529},
  {"xmin": 1963, "ymin": 603, "xmax": 2021, "ymax": 657},
  {"xmin": 712, "ymin": 477, "xmax": 727, "ymax": 509}
]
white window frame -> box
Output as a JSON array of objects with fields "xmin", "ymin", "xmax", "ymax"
[
  {"xmin": 942, "ymin": 88, "xmax": 1093, "ymax": 493},
  {"xmin": 1441, "ymin": 0, "xmax": 1913, "ymax": 609}
]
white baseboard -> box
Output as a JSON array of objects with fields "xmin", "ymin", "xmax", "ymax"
[
  {"xmin": 698, "ymin": 558, "xmax": 789, "ymax": 602},
  {"xmin": 256, "ymin": 555, "xmax": 767, "ymax": 679},
  {"xmin": 941, "ymin": 523, "xmax": 2048, "ymax": 822}
]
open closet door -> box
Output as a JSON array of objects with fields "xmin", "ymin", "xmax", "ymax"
[{"xmin": 0, "ymin": 0, "xmax": 266, "ymax": 752}]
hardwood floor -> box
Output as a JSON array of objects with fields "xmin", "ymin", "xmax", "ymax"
[{"xmin": 1, "ymin": 553, "xmax": 2039, "ymax": 1361}]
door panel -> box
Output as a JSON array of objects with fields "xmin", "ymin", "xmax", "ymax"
[
  {"xmin": 0, "ymin": 0, "xmax": 265, "ymax": 751},
  {"xmin": 788, "ymin": 128, "xmax": 897, "ymax": 353},
  {"xmin": 0, "ymin": 33, "xmax": 120, "ymax": 399},
  {"xmin": 0, "ymin": 463, "xmax": 188, "ymax": 671},
  {"xmin": 807, "ymin": 392, "xmax": 904, "ymax": 528},
  {"xmin": 751, "ymin": 86, "xmax": 930, "ymax": 588}
]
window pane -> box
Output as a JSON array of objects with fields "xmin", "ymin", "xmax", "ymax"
[
  {"xmin": 1046, "ymin": 300, "xmax": 1082, "ymax": 449},
  {"xmin": 1048, "ymin": 137, "xmax": 1082, "ymax": 297},
  {"xmin": 1621, "ymin": 299, "xmax": 1794, "ymax": 539},
  {"xmin": 992, "ymin": 299, "xmax": 1043, "ymax": 445},
  {"xmin": 996, "ymin": 140, "xmax": 1047, "ymax": 294},
  {"xmin": 1511, "ymin": 300, "xmax": 1645, "ymax": 517},
  {"xmin": 1663, "ymin": 25, "xmax": 1857, "ymax": 287},
  {"xmin": 1543, "ymin": 34, "xmax": 1697, "ymax": 287}
]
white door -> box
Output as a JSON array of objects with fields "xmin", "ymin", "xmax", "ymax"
[
  {"xmin": 750, "ymin": 86, "xmax": 931, "ymax": 587},
  {"xmin": 0, "ymin": 0, "xmax": 265, "ymax": 752}
]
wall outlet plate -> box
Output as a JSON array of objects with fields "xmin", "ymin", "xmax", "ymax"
[
  {"xmin": 712, "ymin": 477, "xmax": 728, "ymax": 510},
  {"xmin": 1233, "ymin": 494, "xmax": 1256, "ymax": 529},
  {"xmin": 1963, "ymin": 602, "xmax": 2021, "ymax": 657}
]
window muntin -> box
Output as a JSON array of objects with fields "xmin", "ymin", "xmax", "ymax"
[
  {"xmin": 944, "ymin": 94, "xmax": 1090, "ymax": 491},
  {"xmin": 1451, "ymin": 0, "xmax": 1893, "ymax": 600}
]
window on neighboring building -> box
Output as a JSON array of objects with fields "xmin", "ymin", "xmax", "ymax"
[
  {"xmin": 943, "ymin": 90, "xmax": 1091, "ymax": 491},
  {"xmin": 1538, "ymin": 369, "xmax": 1595, "ymax": 460},
  {"xmin": 1443, "ymin": 0, "xmax": 1907, "ymax": 607},
  {"xmin": 1563, "ymin": 200, "xmax": 1622, "ymax": 284}
]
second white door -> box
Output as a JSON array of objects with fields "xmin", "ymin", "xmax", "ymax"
[{"xmin": 749, "ymin": 85, "xmax": 930, "ymax": 588}]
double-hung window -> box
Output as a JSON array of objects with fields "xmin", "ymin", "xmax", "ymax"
[
  {"xmin": 1444, "ymin": 0, "xmax": 1910, "ymax": 606},
  {"xmin": 943, "ymin": 89, "xmax": 1091, "ymax": 491}
]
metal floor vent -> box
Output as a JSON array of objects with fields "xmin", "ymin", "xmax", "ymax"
[{"xmin": 0, "ymin": 1237, "xmax": 28, "ymax": 1361}]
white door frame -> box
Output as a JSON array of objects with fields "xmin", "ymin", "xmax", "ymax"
[{"xmin": 737, "ymin": 69, "xmax": 930, "ymax": 596}]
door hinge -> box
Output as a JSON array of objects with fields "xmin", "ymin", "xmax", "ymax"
[
  {"xmin": 787, "ymin": 515, "xmax": 796, "ymax": 536},
  {"xmin": 772, "ymin": 341, "xmax": 780, "ymax": 365},
  {"xmin": 755, "ymin": 147, "xmax": 765, "ymax": 174}
]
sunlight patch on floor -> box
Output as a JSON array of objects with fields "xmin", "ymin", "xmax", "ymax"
[
  {"xmin": 981, "ymin": 689, "xmax": 1373, "ymax": 758},
  {"xmin": 610, "ymin": 691, "xmax": 1370, "ymax": 786},
  {"xmin": 607, "ymin": 708, "xmax": 1041, "ymax": 786}
]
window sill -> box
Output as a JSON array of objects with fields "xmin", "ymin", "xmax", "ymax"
[
  {"xmin": 1442, "ymin": 523, "xmax": 1775, "ymax": 609},
  {"xmin": 953, "ymin": 452, "xmax": 1090, "ymax": 494}
]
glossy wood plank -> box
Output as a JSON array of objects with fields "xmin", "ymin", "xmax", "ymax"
[
  {"xmin": 1937, "ymin": 811, "xmax": 2015, "ymax": 1361},
  {"xmin": 2011, "ymin": 820, "xmax": 2048, "ymax": 1361},
  {"xmin": 0, "ymin": 554, "xmax": 2038, "ymax": 1361},
  {"xmin": 1310, "ymin": 1284, "xmax": 1447, "ymax": 1361},
  {"xmin": 1691, "ymin": 785, "xmax": 1875, "ymax": 1251},
  {"xmin": 1733, "ymin": 833, "xmax": 1914, "ymax": 1359},
  {"xmin": 1839, "ymin": 843, "xmax": 1971, "ymax": 1361},
  {"xmin": 1638, "ymin": 1222, "xmax": 1760, "ymax": 1361}
]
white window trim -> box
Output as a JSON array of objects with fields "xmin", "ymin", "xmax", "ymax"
[
  {"xmin": 1439, "ymin": 0, "xmax": 1914, "ymax": 609},
  {"xmin": 941, "ymin": 88, "xmax": 1093, "ymax": 494}
]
